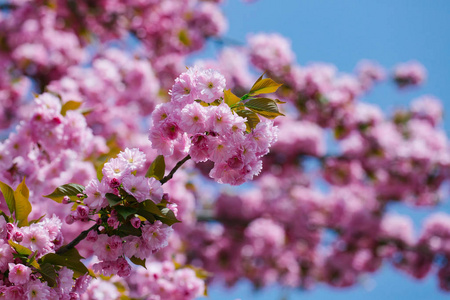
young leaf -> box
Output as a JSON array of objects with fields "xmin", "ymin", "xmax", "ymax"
[
  {"xmin": 224, "ymin": 89, "xmax": 241, "ymax": 107},
  {"xmin": 40, "ymin": 248, "xmax": 88, "ymax": 278},
  {"xmin": 145, "ymin": 155, "xmax": 165, "ymax": 180},
  {"xmin": 9, "ymin": 240, "xmax": 32, "ymax": 256},
  {"xmin": 244, "ymin": 98, "xmax": 285, "ymax": 119},
  {"xmin": 14, "ymin": 178, "xmax": 31, "ymax": 227},
  {"xmin": 130, "ymin": 256, "xmax": 147, "ymax": 269},
  {"xmin": 274, "ymin": 99, "xmax": 287, "ymax": 104},
  {"xmin": 29, "ymin": 214, "xmax": 46, "ymax": 225},
  {"xmin": 44, "ymin": 183, "xmax": 85, "ymax": 203},
  {"xmin": 235, "ymin": 110, "xmax": 260, "ymax": 132},
  {"xmin": 106, "ymin": 193, "xmax": 122, "ymax": 207},
  {"xmin": 249, "ymin": 78, "xmax": 282, "ymax": 96},
  {"xmin": 0, "ymin": 180, "xmax": 15, "ymax": 215},
  {"xmin": 39, "ymin": 263, "xmax": 57, "ymax": 287},
  {"xmin": 61, "ymin": 100, "xmax": 82, "ymax": 116}
]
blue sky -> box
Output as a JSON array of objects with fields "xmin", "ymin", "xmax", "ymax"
[{"xmin": 202, "ymin": 1, "xmax": 450, "ymax": 299}]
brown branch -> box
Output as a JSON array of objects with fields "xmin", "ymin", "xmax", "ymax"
[
  {"xmin": 160, "ymin": 155, "xmax": 191, "ymax": 185},
  {"xmin": 56, "ymin": 223, "xmax": 99, "ymax": 255}
]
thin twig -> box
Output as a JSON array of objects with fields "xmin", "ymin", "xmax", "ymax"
[
  {"xmin": 56, "ymin": 223, "xmax": 99, "ymax": 255},
  {"xmin": 160, "ymin": 155, "xmax": 191, "ymax": 185}
]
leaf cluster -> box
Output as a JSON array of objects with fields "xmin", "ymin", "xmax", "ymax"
[{"xmin": 224, "ymin": 73, "xmax": 285, "ymax": 132}]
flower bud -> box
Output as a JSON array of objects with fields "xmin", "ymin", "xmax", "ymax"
[
  {"xmin": 107, "ymin": 216, "xmax": 119, "ymax": 229},
  {"xmin": 162, "ymin": 193, "xmax": 170, "ymax": 202},
  {"xmin": 69, "ymin": 292, "xmax": 80, "ymax": 300},
  {"xmin": 13, "ymin": 231, "xmax": 23, "ymax": 243},
  {"xmin": 76, "ymin": 193, "xmax": 84, "ymax": 199},
  {"xmin": 76, "ymin": 206, "xmax": 89, "ymax": 219},
  {"xmin": 109, "ymin": 178, "xmax": 121, "ymax": 189},
  {"xmin": 62, "ymin": 196, "xmax": 71, "ymax": 204},
  {"xmin": 6, "ymin": 223, "xmax": 14, "ymax": 232},
  {"xmin": 86, "ymin": 230, "xmax": 98, "ymax": 242},
  {"xmin": 131, "ymin": 217, "xmax": 141, "ymax": 229},
  {"xmin": 65, "ymin": 215, "xmax": 75, "ymax": 225}
]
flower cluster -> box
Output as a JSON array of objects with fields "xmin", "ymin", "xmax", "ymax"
[
  {"xmin": 393, "ymin": 61, "xmax": 427, "ymax": 88},
  {"xmin": 125, "ymin": 260, "xmax": 206, "ymax": 300},
  {"xmin": 149, "ymin": 67, "xmax": 280, "ymax": 185},
  {"xmin": 0, "ymin": 214, "xmax": 92, "ymax": 299},
  {"xmin": 54, "ymin": 148, "xmax": 177, "ymax": 278}
]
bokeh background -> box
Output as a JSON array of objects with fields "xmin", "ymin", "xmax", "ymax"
[{"xmin": 203, "ymin": 1, "xmax": 450, "ymax": 299}]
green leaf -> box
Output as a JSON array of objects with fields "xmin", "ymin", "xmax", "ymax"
[
  {"xmin": 14, "ymin": 178, "xmax": 31, "ymax": 227},
  {"xmin": 81, "ymin": 108, "xmax": 94, "ymax": 116},
  {"xmin": 178, "ymin": 29, "xmax": 191, "ymax": 46},
  {"xmin": 0, "ymin": 210, "xmax": 11, "ymax": 223},
  {"xmin": 139, "ymin": 200, "xmax": 165, "ymax": 217},
  {"xmin": 249, "ymin": 78, "xmax": 282, "ymax": 95},
  {"xmin": 106, "ymin": 193, "xmax": 122, "ymax": 207},
  {"xmin": 30, "ymin": 214, "xmax": 46, "ymax": 225},
  {"xmin": 9, "ymin": 240, "xmax": 32, "ymax": 256},
  {"xmin": 130, "ymin": 256, "xmax": 146, "ymax": 269},
  {"xmin": 39, "ymin": 263, "xmax": 57, "ymax": 287},
  {"xmin": 224, "ymin": 89, "xmax": 241, "ymax": 107},
  {"xmin": 114, "ymin": 206, "xmax": 137, "ymax": 220},
  {"xmin": 116, "ymin": 223, "xmax": 141, "ymax": 237},
  {"xmin": 334, "ymin": 125, "xmax": 346, "ymax": 140},
  {"xmin": 44, "ymin": 183, "xmax": 85, "ymax": 203},
  {"xmin": 0, "ymin": 180, "xmax": 15, "ymax": 215},
  {"xmin": 40, "ymin": 248, "xmax": 88, "ymax": 278},
  {"xmin": 145, "ymin": 155, "xmax": 165, "ymax": 180},
  {"xmin": 186, "ymin": 264, "xmax": 211, "ymax": 280},
  {"xmin": 135, "ymin": 209, "xmax": 156, "ymax": 223},
  {"xmin": 235, "ymin": 110, "xmax": 260, "ymax": 132},
  {"xmin": 137, "ymin": 201, "xmax": 180, "ymax": 225},
  {"xmin": 61, "ymin": 100, "xmax": 82, "ymax": 116},
  {"xmin": 244, "ymin": 98, "xmax": 285, "ymax": 119},
  {"xmin": 159, "ymin": 207, "xmax": 181, "ymax": 226}
]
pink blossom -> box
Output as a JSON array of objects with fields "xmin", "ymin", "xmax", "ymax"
[
  {"xmin": 25, "ymin": 280, "xmax": 51, "ymax": 299},
  {"xmin": 84, "ymin": 179, "xmax": 109, "ymax": 211},
  {"xmin": 148, "ymin": 178, "xmax": 164, "ymax": 203},
  {"xmin": 122, "ymin": 175, "xmax": 149, "ymax": 202},
  {"xmin": 411, "ymin": 95, "xmax": 443, "ymax": 126},
  {"xmin": 180, "ymin": 102, "xmax": 208, "ymax": 134},
  {"xmin": 0, "ymin": 241, "xmax": 14, "ymax": 272},
  {"xmin": 94, "ymin": 234, "xmax": 123, "ymax": 261},
  {"xmin": 207, "ymin": 103, "xmax": 235, "ymax": 135},
  {"xmin": 248, "ymin": 33, "xmax": 295, "ymax": 74},
  {"xmin": 118, "ymin": 148, "xmax": 147, "ymax": 171},
  {"xmin": 196, "ymin": 69, "xmax": 226, "ymax": 103},
  {"xmin": 20, "ymin": 225, "xmax": 51, "ymax": 255},
  {"xmin": 393, "ymin": 60, "xmax": 427, "ymax": 88},
  {"xmin": 141, "ymin": 221, "xmax": 173, "ymax": 252},
  {"xmin": 8, "ymin": 263, "xmax": 32, "ymax": 285},
  {"xmin": 170, "ymin": 72, "xmax": 198, "ymax": 106},
  {"xmin": 4, "ymin": 286, "xmax": 25, "ymax": 300},
  {"xmin": 102, "ymin": 157, "xmax": 131, "ymax": 181}
]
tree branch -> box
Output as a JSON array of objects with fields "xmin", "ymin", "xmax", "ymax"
[
  {"xmin": 160, "ymin": 155, "xmax": 191, "ymax": 185},
  {"xmin": 56, "ymin": 223, "xmax": 99, "ymax": 255}
]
